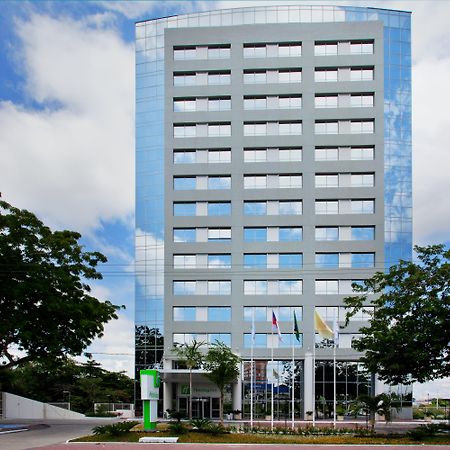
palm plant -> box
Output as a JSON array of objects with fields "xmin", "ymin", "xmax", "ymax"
[
  {"xmin": 350, "ymin": 393, "xmax": 393, "ymax": 431},
  {"xmin": 173, "ymin": 339, "xmax": 204, "ymax": 420}
]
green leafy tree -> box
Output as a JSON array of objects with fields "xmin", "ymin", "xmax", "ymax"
[
  {"xmin": 344, "ymin": 244, "xmax": 450, "ymax": 384},
  {"xmin": 173, "ymin": 339, "xmax": 204, "ymax": 419},
  {"xmin": 350, "ymin": 393, "xmax": 393, "ymax": 431},
  {"xmin": 203, "ymin": 342, "xmax": 241, "ymax": 423},
  {"xmin": 1, "ymin": 357, "xmax": 134, "ymax": 414},
  {"xmin": 0, "ymin": 199, "xmax": 120, "ymax": 371}
]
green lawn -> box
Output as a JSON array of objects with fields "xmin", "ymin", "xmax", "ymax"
[{"xmin": 72, "ymin": 429, "xmax": 450, "ymax": 445}]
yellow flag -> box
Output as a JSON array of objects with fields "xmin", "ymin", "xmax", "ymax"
[{"xmin": 314, "ymin": 310, "xmax": 333, "ymax": 339}]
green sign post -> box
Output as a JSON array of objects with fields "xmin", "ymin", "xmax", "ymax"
[{"xmin": 140, "ymin": 369, "xmax": 160, "ymax": 430}]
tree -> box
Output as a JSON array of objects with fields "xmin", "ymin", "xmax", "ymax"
[
  {"xmin": 1, "ymin": 357, "xmax": 134, "ymax": 414},
  {"xmin": 344, "ymin": 244, "xmax": 450, "ymax": 384},
  {"xmin": 350, "ymin": 393, "xmax": 393, "ymax": 431},
  {"xmin": 173, "ymin": 339, "xmax": 204, "ymax": 420},
  {"xmin": 0, "ymin": 199, "xmax": 120, "ymax": 371},
  {"xmin": 203, "ymin": 341, "xmax": 241, "ymax": 423}
]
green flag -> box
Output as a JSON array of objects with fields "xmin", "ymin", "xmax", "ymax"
[{"xmin": 293, "ymin": 310, "xmax": 301, "ymax": 343}]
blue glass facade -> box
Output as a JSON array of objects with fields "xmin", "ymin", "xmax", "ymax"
[{"xmin": 135, "ymin": 6, "xmax": 412, "ymax": 410}]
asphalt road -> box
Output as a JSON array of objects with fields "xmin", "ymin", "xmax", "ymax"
[{"xmin": 0, "ymin": 418, "xmax": 118, "ymax": 450}]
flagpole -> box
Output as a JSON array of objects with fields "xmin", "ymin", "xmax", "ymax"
[
  {"xmin": 271, "ymin": 326, "xmax": 274, "ymax": 431},
  {"xmin": 250, "ymin": 312, "xmax": 254, "ymax": 429},
  {"xmin": 312, "ymin": 333, "xmax": 315, "ymax": 427},
  {"xmin": 291, "ymin": 331, "xmax": 295, "ymax": 429},
  {"xmin": 333, "ymin": 340, "xmax": 336, "ymax": 428}
]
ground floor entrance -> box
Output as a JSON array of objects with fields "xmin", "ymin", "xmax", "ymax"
[{"xmin": 177, "ymin": 396, "xmax": 220, "ymax": 419}]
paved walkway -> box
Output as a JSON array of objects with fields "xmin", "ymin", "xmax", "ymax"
[{"xmin": 28, "ymin": 444, "xmax": 450, "ymax": 450}]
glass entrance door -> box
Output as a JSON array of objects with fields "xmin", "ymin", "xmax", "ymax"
[{"xmin": 192, "ymin": 397, "xmax": 211, "ymax": 418}]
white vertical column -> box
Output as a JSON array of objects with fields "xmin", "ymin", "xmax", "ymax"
[
  {"xmin": 232, "ymin": 365, "xmax": 242, "ymax": 413},
  {"xmin": 304, "ymin": 352, "xmax": 313, "ymax": 418}
]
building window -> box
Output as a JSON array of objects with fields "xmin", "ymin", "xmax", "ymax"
[
  {"xmin": 279, "ymin": 227, "xmax": 303, "ymax": 241},
  {"xmin": 279, "ymin": 201, "xmax": 303, "ymax": 216},
  {"xmin": 174, "ymin": 150, "xmax": 196, "ymax": 164},
  {"xmin": 208, "ymin": 123, "xmax": 231, "ymax": 136},
  {"xmin": 244, "ymin": 227, "xmax": 267, "ymax": 242},
  {"xmin": 243, "ymin": 69, "xmax": 301, "ymax": 84},
  {"xmin": 351, "ymin": 253, "xmax": 375, "ymax": 268},
  {"xmin": 244, "ymin": 147, "xmax": 302, "ymax": 162},
  {"xmin": 243, "ymin": 42, "xmax": 302, "ymax": 58},
  {"xmin": 314, "ymin": 67, "xmax": 374, "ymax": 82},
  {"xmin": 173, "ymin": 176, "xmax": 196, "ymax": 190},
  {"xmin": 279, "ymin": 121, "xmax": 302, "ymax": 135},
  {"xmin": 278, "ymin": 280, "xmax": 303, "ymax": 294},
  {"xmin": 315, "ymin": 147, "xmax": 374, "ymax": 161},
  {"xmin": 315, "ymin": 253, "xmax": 339, "ymax": 268},
  {"xmin": 350, "ymin": 174, "xmax": 374, "ymax": 187},
  {"xmin": 208, "ymin": 281, "xmax": 232, "ymax": 295},
  {"xmin": 243, "ymin": 95, "xmax": 302, "ymax": 110},
  {"xmin": 173, "ymin": 202, "xmax": 196, "ymax": 216},
  {"xmin": 173, "ymin": 333, "xmax": 231, "ymax": 346},
  {"xmin": 279, "ymin": 253, "xmax": 303, "ymax": 268},
  {"xmin": 315, "ymin": 227, "xmax": 339, "ymax": 241},
  {"xmin": 208, "ymin": 228, "xmax": 231, "ymax": 242},
  {"xmin": 315, "ymin": 280, "xmax": 371, "ymax": 296},
  {"xmin": 279, "ymin": 174, "xmax": 302, "ymax": 188},
  {"xmin": 315, "ymin": 121, "xmax": 338, "ymax": 134},
  {"xmin": 208, "ymin": 254, "xmax": 231, "ymax": 268},
  {"xmin": 350, "ymin": 120, "xmax": 374, "ymax": 134},
  {"xmin": 208, "ymin": 307, "xmax": 232, "ymax": 321},
  {"xmin": 173, "ymin": 281, "xmax": 197, "ymax": 295},
  {"xmin": 244, "ymin": 122, "xmax": 267, "ymax": 136},
  {"xmin": 173, "ymin": 228, "xmax": 196, "ymax": 243},
  {"xmin": 244, "ymin": 254, "xmax": 267, "ymax": 268},
  {"xmin": 351, "ymin": 226, "xmax": 375, "ymax": 240},
  {"xmin": 315, "ymin": 174, "xmax": 339, "ymax": 187},
  {"xmin": 173, "ymin": 254, "xmax": 197, "ymax": 268},
  {"xmin": 351, "ymin": 200, "xmax": 374, "ymax": 214},
  {"xmin": 315, "ymin": 40, "xmax": 374, "ymax": 56},
  {"xmin": 244, "ymin": 280, "xmax": 268, "ymax": 295},
  {"xmin": 207, "ymin": 202, "xmax": 231, "ymax": 216},
  {"xmin": 350, "ymin": 94, "xmax": 374, "ymax": 107},
  {"xmin": 244, "ymin": 175, "xmax": 267, "ymax": 189},
  {"xmin": 173, "ymin": 307, "xmax": 196, "ymax": 321},
  {"xmin": 173, "ymin": 71, "xmax": 231, "ymax": 86},
  {"xmin": 208, "ymin": 72, "xmax": 231, "ymax": 85},
  {"xmin": 173, "ymin": 45, "xmax": 231, "ymax": 60},
  {"xmin": 174, "ymin": 124, "xmax": 196, "ymax": 138},
  {"xmin": 208, "ymin": 149, "xmax": 232, "ymax": 163},
  {"xmin": 315, "ymin": 95, "xmax": 338, "ymax": 108},
  {"xmin": 315, "ymin": 200, "xmax": 338, "ymax": 215},
  {"xmin": 244, "ymin": 306, "xmax": 302, "ymax": 322},
  {"xmin": 208, "ymin": 176, "xmax": 231, "ymax": 189},
  {"xmin": 244, "ymin": 201, "xmax": 267, "ymax": 215}
]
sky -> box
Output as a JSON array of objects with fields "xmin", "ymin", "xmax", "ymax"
[{"xmin": 0, "ymin": 0, "xmax": 449, "ymax": 401}]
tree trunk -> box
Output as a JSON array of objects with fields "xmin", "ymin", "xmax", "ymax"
[
  {"xmin": 220, "ymin": 390, "xmax": 224, "ymax": 423},
  {"xmin": 189, "ymin": 368, "xmax": 192, "ymax": 420}
]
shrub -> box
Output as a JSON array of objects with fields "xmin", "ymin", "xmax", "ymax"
[
  {"xmin": 207, "ymin": 423, "xmax": 228, "ymax": 435},
  {"xmin": 190, "ymin": 418, "xmax": 212, "ymax": 432},
  {"xmin": 407, "ymin": 423, "xmax": 450, "ymax": 441},
  {"xmin": 92, "ymin": 421, "xmax": 139, "ymax": 436},
  {"xmin": 168, "ymin": 421, "xmax": 188, "ymax": 435}
]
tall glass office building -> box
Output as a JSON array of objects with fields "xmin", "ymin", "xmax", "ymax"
[{"xmin": 135, "ymin": 5, "xmax": 412, "ymax": 419}]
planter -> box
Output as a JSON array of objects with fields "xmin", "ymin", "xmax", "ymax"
[
  {"xmin": 305, "ymin": 412, "xmax": 313, "ymax": 421},
  {"xmin": 337, "ymin": 415, "xmax": 344, "ymax": 421}
]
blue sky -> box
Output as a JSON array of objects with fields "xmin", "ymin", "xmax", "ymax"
[{"xmin": 1, "ymin": 0, "xmax": 449, "ymax": 400}]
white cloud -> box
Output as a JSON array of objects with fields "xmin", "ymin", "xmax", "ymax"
[
  {"xmin": 98, "ymin": 1, "xmax": 211, "ymax": 20},
  {"xmin": 414, "ymin": 378, "xmax": 450, "ymax": 401},
  {"xmin": 413, "ymin": 56, "xmax": 450, "ymax": 244},
  {"xmin": 81, "ymin": 312, "xmax": 135, "ymax": 376},
  {"xmin": 0, "ymin": 13, "xmax": 134, "ymax": 232}
]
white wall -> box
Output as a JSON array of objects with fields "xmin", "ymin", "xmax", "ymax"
[{"xmin": 3, "ymin": 392, "xmax": 85, "ymax": 419}]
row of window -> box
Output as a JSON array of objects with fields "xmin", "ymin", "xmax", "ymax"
[
  {"xmin": 173, "ymin": 199, "xmax": 375, "ymax": 216},
  {"xmin": 172, "ymin": 252, "xmax": 375, "ymax": 269},
  {"xmin": 172, "ymin": 332, "xmax": 362, "ymax": 349},
  {"xmin": 172, "ymin": 279, "xmax": 369, "ymax": 296},
  {"xmin": 173, "ymin": 67, "xmax": 374, "ymax": 86},
  {"xmin": 173, "ymin": 305, "xmax": 373, "ymax": 322},
  {"xmin": 173, "ymin": 94, "xmax": 374, "ymax": 112},
  {"xmin": 173, "ymin": 226, "xmax": 375, "ymax": 243},
  {"xmin": 172, "ymin": 146, "xmax": 375, "ymax": 164},
  {"xmin": 172, "ymin": 40, "xmax": 374, "ymax": 61},
  {"xmin": 173, "ymin": 173, "xmax": 374, "ymax": 190},
  {"xmin": 173, "ymin": 120, "xmax": 375, "ymax": 137},
  {"xmin": 174, "ymin": 227, "xmax": 304, "ymax": 243}
]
